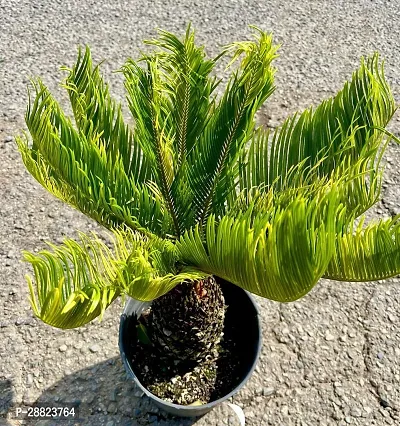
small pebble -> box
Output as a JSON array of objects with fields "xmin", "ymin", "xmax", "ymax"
[
  {"xmin": 59, "ymin": 345, "xmax": 67, "ymax": 352},
  {"xmin": 281, "ymin": 406, "xmax": 289, "ymax": 416},
  {"xmin": 83, "ymin": 394, "xmax": 95, "ymax": 404},
  {"xmin": 89, "ymin": 344, "xmax": 100, "ymax": 353},
  {"xmin": 262, "ymin": 387, "xmax": 276, "ymax": 396},
  {"xmin": 109, "ymin": 388, "xmax": 118, "ymax": 402},
  {"xmin": 350, "ymin": 407, "xmax": 362, "ymax": 417},
  {"xmin": 133, "ymin": 389, "xmax": 144, "ymax": 398},
  {"xmin": 73, "ymin": 342, "xmax": 83, "ymax": 350},
  {"xmin": 363, "ymin": 406, "xmax": 373, "ymax": 414},
  {"xmin": 325, "ymin": 331, "xmax": 335, "ymax": 341},
  {"xmin": 335, "ymin": 387, "xmax": 345, "ymax": 397},
  {"xmin": 377, "ymin": 352, "xmax": 384, "ymax": 360},
  {"xmin": 107, "ymin": 402, "xmax": 117, "ymax": 413},
  {"xmin": 4, "ymin": 136, "xmax": 12, "ymax": 142},
  {"xmin": 380, "ymin": 407, "xmax": 390, "ymax": 417}
]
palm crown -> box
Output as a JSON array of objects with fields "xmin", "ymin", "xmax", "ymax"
[{"xmin": 17, "ymin": 26, "xmax": 400, "ymax": 329}]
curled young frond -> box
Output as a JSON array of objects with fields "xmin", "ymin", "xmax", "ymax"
[
  {"xmin": 24, "ymin": 228, "xmax": 208, "ymax": 329},
  {"xmin": 325, "ymin": 215, "xmax": 400, "ymax": 281}
]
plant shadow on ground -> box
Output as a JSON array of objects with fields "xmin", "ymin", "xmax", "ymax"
[
  {"xmin": 0, "ymin": 379, "xmax": 14, "ymax": 425},
  {"xmin": 29, "ymin": 357, "xmax": 202, "ymax": 425}
]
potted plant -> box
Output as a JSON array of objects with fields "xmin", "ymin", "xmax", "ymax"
[{"xmin": 16, "ymin": 25, "xmax": 400, "ymax": 416}]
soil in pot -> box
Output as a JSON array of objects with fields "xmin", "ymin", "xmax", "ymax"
[{"xmin": 123, "ymin": 279, "xmax": 258, "ymax": 406}]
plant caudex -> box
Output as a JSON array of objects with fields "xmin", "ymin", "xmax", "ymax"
[{"xmin": 17, "ymin": 25, "xmax": 400, "ymax": 330}]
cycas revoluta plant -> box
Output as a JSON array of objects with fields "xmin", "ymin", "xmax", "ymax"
[{"xmin": 17, "ymin": 25, "xmax": 400, "ymax": 403}]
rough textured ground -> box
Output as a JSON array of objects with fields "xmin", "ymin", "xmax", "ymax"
[{"xmin": 1, "ymin": 1, "xmax": 400, "ymax": 425}]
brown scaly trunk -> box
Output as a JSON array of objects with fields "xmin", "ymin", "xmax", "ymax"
[
  {"xmin": 146, "ymin": 276, "xmax": 226, "ymax": 404},
  {"xmin": 151, "ymin": 275, "xmax": 225, "ymax": 361}
]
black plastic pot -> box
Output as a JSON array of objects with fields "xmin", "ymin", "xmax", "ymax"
[{"xmin": 119, "ymin": 279, "xmax": 262, "ymax": 417}]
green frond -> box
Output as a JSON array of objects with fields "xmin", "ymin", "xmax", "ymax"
[
  {"xmin": 335, "ymin": 147, "xmax": 384, "ymax": 218},
  {"xmin": 144, "ymin": 26, "xmax": 220, "ymax": 231},
  {"xmin": 324, "ymin": 216, "xmax": 400, "ymax": 282},
  {"xmin": 24, "ymin": 229, "xmax": 208, "ymax": 329},
  {"xmin": 24, "ymin": 231, "xmax": 125, "ymax": 329},
  {"xmin": 236, "ymin": 147, "xmax": 384, "ymax": 230},
  {"xmin": 119, "ymin": 235, "xmax": 208, "ymax": 301},
  {"xmin": 62, "ymin": 46, "xmax": 150, "ymax": 182},
  {"xmin": 122, "ymin": 57, "xmax": 181, "ymax": 235},
  {"xmin": 176, "ymin": 189, "xmax": 341, "ymax": 302},
  {"xmin": 146, "ymin": 25, "xmax": 218, "ymax": 165},
  {"xmin": 184, "ymin": 29, "xmax": 279, "ymax": 231},
  {"xmin": 18, "ymin": 80, "xmax": 171, "ymax": 236},
  {"xmin": 240, "ymin": 54, "xmax": 395, "ymax": 204}
]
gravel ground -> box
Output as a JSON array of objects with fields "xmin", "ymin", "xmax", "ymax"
[{"xmin": 1, "ymin": 1, "xmax": 400, "ymax": 425}]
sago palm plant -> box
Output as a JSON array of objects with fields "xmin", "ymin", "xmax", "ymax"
[{"xmin": 16, "ymin": 25, "xmax": 400, "ymax": 404}]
